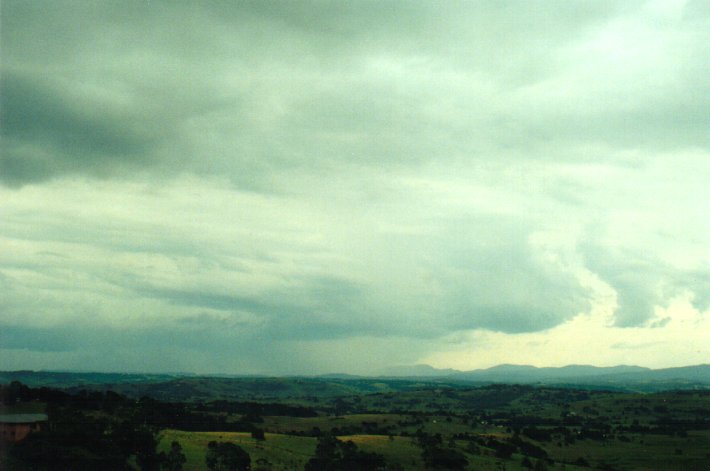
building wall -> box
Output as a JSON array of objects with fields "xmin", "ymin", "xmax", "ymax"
[{"xmin": 0, "ymin": 422, "xmax": 42, "ymax": 443}]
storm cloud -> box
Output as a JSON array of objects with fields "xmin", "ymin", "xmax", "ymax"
[{"xmin": 1, "ymin": 0, "xmax": 709, "ymax": 374}]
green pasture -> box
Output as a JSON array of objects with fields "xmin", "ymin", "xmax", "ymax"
[
  {"xmin": 159, "ymin": 430, "xmax": 316, "ymax": 471},
  {"xmin": 151, "ymin": 389, "xmax": 710, "ymax": 471},
  {"xmin": 160, "ymin": 428, "xmax": 592, "ymax": 471},
  {"xmin": 547, "ymin": 429, "xmax": 710, "ymax": 471},
  {"xmin": 262, "ymin": 413, "xmax": 406, "ymax": 433}
]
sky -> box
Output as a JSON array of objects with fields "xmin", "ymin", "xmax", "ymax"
[{"xmin": 1, "ymin": 0, "xmax": 709, "ymax": 375}]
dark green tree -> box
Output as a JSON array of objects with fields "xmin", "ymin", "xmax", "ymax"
[
  {"xmin": 205, "ymin": 441, "xmax": 251, "ymax": 471},
  {"xmin": 533, "ymin": 459, "xmax": 549, "ymax": 471},
  {"xmin": 162, "ymin": 441, "xmax": 187, "ymax": 471},
  {"xmin": 133, "ymin": 428, "xmax": 163, "ymax": 471},
  {"xmin": 304, "ymin": 434, "xmax": 388, "ymax": 471},
  {"xmin": 417, "ymin": 430, "xmax": 468, "ymax": 470},
  {"xmin": 421, "ymin": 446, "xmax": 468, "ymax": 470}
]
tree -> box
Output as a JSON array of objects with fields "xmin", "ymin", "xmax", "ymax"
[
  {"xmin": 133, "ymin": 428, "xmax": 163, "ymax": 471},
  {"xmin": 421, "ymin": 446, "xmax": 468, "ymax": 470},
  {"xmin": 2, "ymin": 381, "xmax": 32, "ymax": 404},
  {"xmin": 205, "ymin": 441, "xmax": 251, "ymax": 471},
  {"xmin": 533, "ymin": 460, "xmax": 549, "ymax": 471},
  {"xmin": 416, "ymin": 431, "xmax": 468, "ymax": 470},
  {"xmin": 304, "ymin": 434, "xmax": 388, "ymax": 471},
  {"xmin": 162, "ymin": 441, "xmax": 187, "ymax": 471}
]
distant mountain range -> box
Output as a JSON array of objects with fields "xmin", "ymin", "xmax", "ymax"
[{"xmin": 378, "ymin": 363, "xmax": 710, "ymax": 392}]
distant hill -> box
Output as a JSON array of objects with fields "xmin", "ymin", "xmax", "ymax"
[
  {"xmin": 2, "ymin": 364, "xmax": 709, "ymax": 400},
  {"xmin": 556, "ymin": 364, "xmax": 710, "ymax": 392},
  {"xmin": 0, "ymin": 370, "xmax": 181, "ymax": 388},
  {"xmin": 450, "ymin": 364, "xmax": 650, "ymax": 382},
  {"xmin": 68, "ymin": 376, "xmax": 476, "ymax": 402},
  {"xmin": 378, "ymin": 364, "xmax": 461, "ymax": 377},
  {"xmin": 377, "ymin": 363, "xmax": 710, "ymax": 392}
]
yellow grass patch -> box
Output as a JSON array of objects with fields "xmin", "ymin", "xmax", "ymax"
[{"xmin": 337, "ymin": 434, "xmax": 390, "ymax": 444}]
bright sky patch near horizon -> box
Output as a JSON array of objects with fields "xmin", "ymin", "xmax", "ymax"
[{"xmin": 1, "ymin": 0, "xmax": 708, "ymax": 375}]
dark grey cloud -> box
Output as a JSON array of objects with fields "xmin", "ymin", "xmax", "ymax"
[
  {"xmin": 137, "ymin": 286, "xmax": 277, "ymax": 315},
  {"xmin": 0, "ymin": 70, "xmax": 166, "ymax": 185},
  {"xmin": 581, "ymin": 245, "xmax": 660, "ymax": 326},
  {"xmin": 0, "ymin": 325, "xmax": 76, "ymax": 352},
  {"xmin": 1, "ymin": 0, "xmax": 709, "ymax": 373},
  {"xmin": 4, "ymin": 0, "xmax": 707, "ymax": 187},
  {"xmin": 0, "ymin": 317, "xmax": 294, "ymax": 375},
  {"xmin": 582, "ymin": 244, "xmax": 710, "ymax": 327},
  {"xmin": 440, "ymin": 235, "xmax": 589, "ymax": 333}
]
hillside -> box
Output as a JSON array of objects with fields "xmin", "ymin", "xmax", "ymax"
[{"xmin": 2, "ymin": 364, "xmax": 709, "ymax": 402}]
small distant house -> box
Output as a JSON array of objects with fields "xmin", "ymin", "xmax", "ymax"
[{"xmin": 0, "ymin": 414, "xmax": 48, "ymax": 442}]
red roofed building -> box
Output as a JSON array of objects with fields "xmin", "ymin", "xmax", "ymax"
[{"xmin": 0, "ymin": 414, "xmax": 48, "ymax": 442}]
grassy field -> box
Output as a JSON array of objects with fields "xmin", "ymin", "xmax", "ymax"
[
  {"xmin": 547, "ymin": 430, "xmax": 710, "ymax": 470},
  {"xmin": 261, "ymin": 413, "xmax": 405, "ymax": 433},
  {"xmin": 159, "ymin": 392, "xmax": 710, "ymax": 470},
  {"xmin": 160, "ymin": 429, "xmax": 597, "ymax": 471},
  {"xmin": 159, "ymin": 430, "xmax": 317, "ymax": 471},
  {"xmin": 159, "ymin": 430, "xmax": 487, "ymax": 471}
]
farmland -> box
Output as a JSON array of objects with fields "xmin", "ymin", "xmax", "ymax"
[
  {"xmin": 160, "ymin": 388, "xmax": 710, "ymax": 470},
  {"xmin": 2, "ymin": 376, "xmax": 710, "ymax": 470}
]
